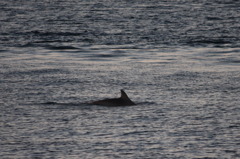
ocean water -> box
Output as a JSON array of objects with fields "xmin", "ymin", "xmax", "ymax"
[{"xmin": 1, "ymin": 0, "xmax": 240, "ymax": 158}]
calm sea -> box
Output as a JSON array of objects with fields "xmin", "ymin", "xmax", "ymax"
[{"xmin": 1, "ymin": 0, "xmax": 240, "ymax": 158}]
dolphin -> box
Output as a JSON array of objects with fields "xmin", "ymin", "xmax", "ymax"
[{"xmin": 90, "ymin": 89, "xmax": 136, "ymax": 106}]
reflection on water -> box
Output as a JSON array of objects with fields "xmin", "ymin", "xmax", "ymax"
[{"xmin": 3, "ymin": 46, "xmax": 240, "ymax": 72}]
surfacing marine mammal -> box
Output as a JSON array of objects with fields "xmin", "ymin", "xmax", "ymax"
[{"xmin": 90, "ymin": 89, "xmax": 136, "ymax": 106}]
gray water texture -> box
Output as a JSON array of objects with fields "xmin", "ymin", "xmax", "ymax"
[
  {"xmin": 1, "ymin": 0, "xmax": 240, "ymax": 48},
  {"xmin": 1, "ymin": 0, "xmax": 240, "ymax": 159}
]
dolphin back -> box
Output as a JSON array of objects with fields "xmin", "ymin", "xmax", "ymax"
[{"xmin": 90, "ymin": 90, "xmax": 136, "ymax": 106}]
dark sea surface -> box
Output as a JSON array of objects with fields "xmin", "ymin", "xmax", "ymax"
[{"xmin": 1, "ymin": 0, "xmax": 240, "ymax": 158}]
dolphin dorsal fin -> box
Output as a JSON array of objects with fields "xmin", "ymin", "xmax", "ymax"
[{"xmin": 120, "ymin": 89, "xmax": 130, "ymax": 100}]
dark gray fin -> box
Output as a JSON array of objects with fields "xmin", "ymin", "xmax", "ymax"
[
  {"xmin": 120, "ymin": 89, "xmax": 130, "ymax": 100},
  {"xmin": 120, "ymin": 89, "xmax": 136, "ymax": 105}
]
